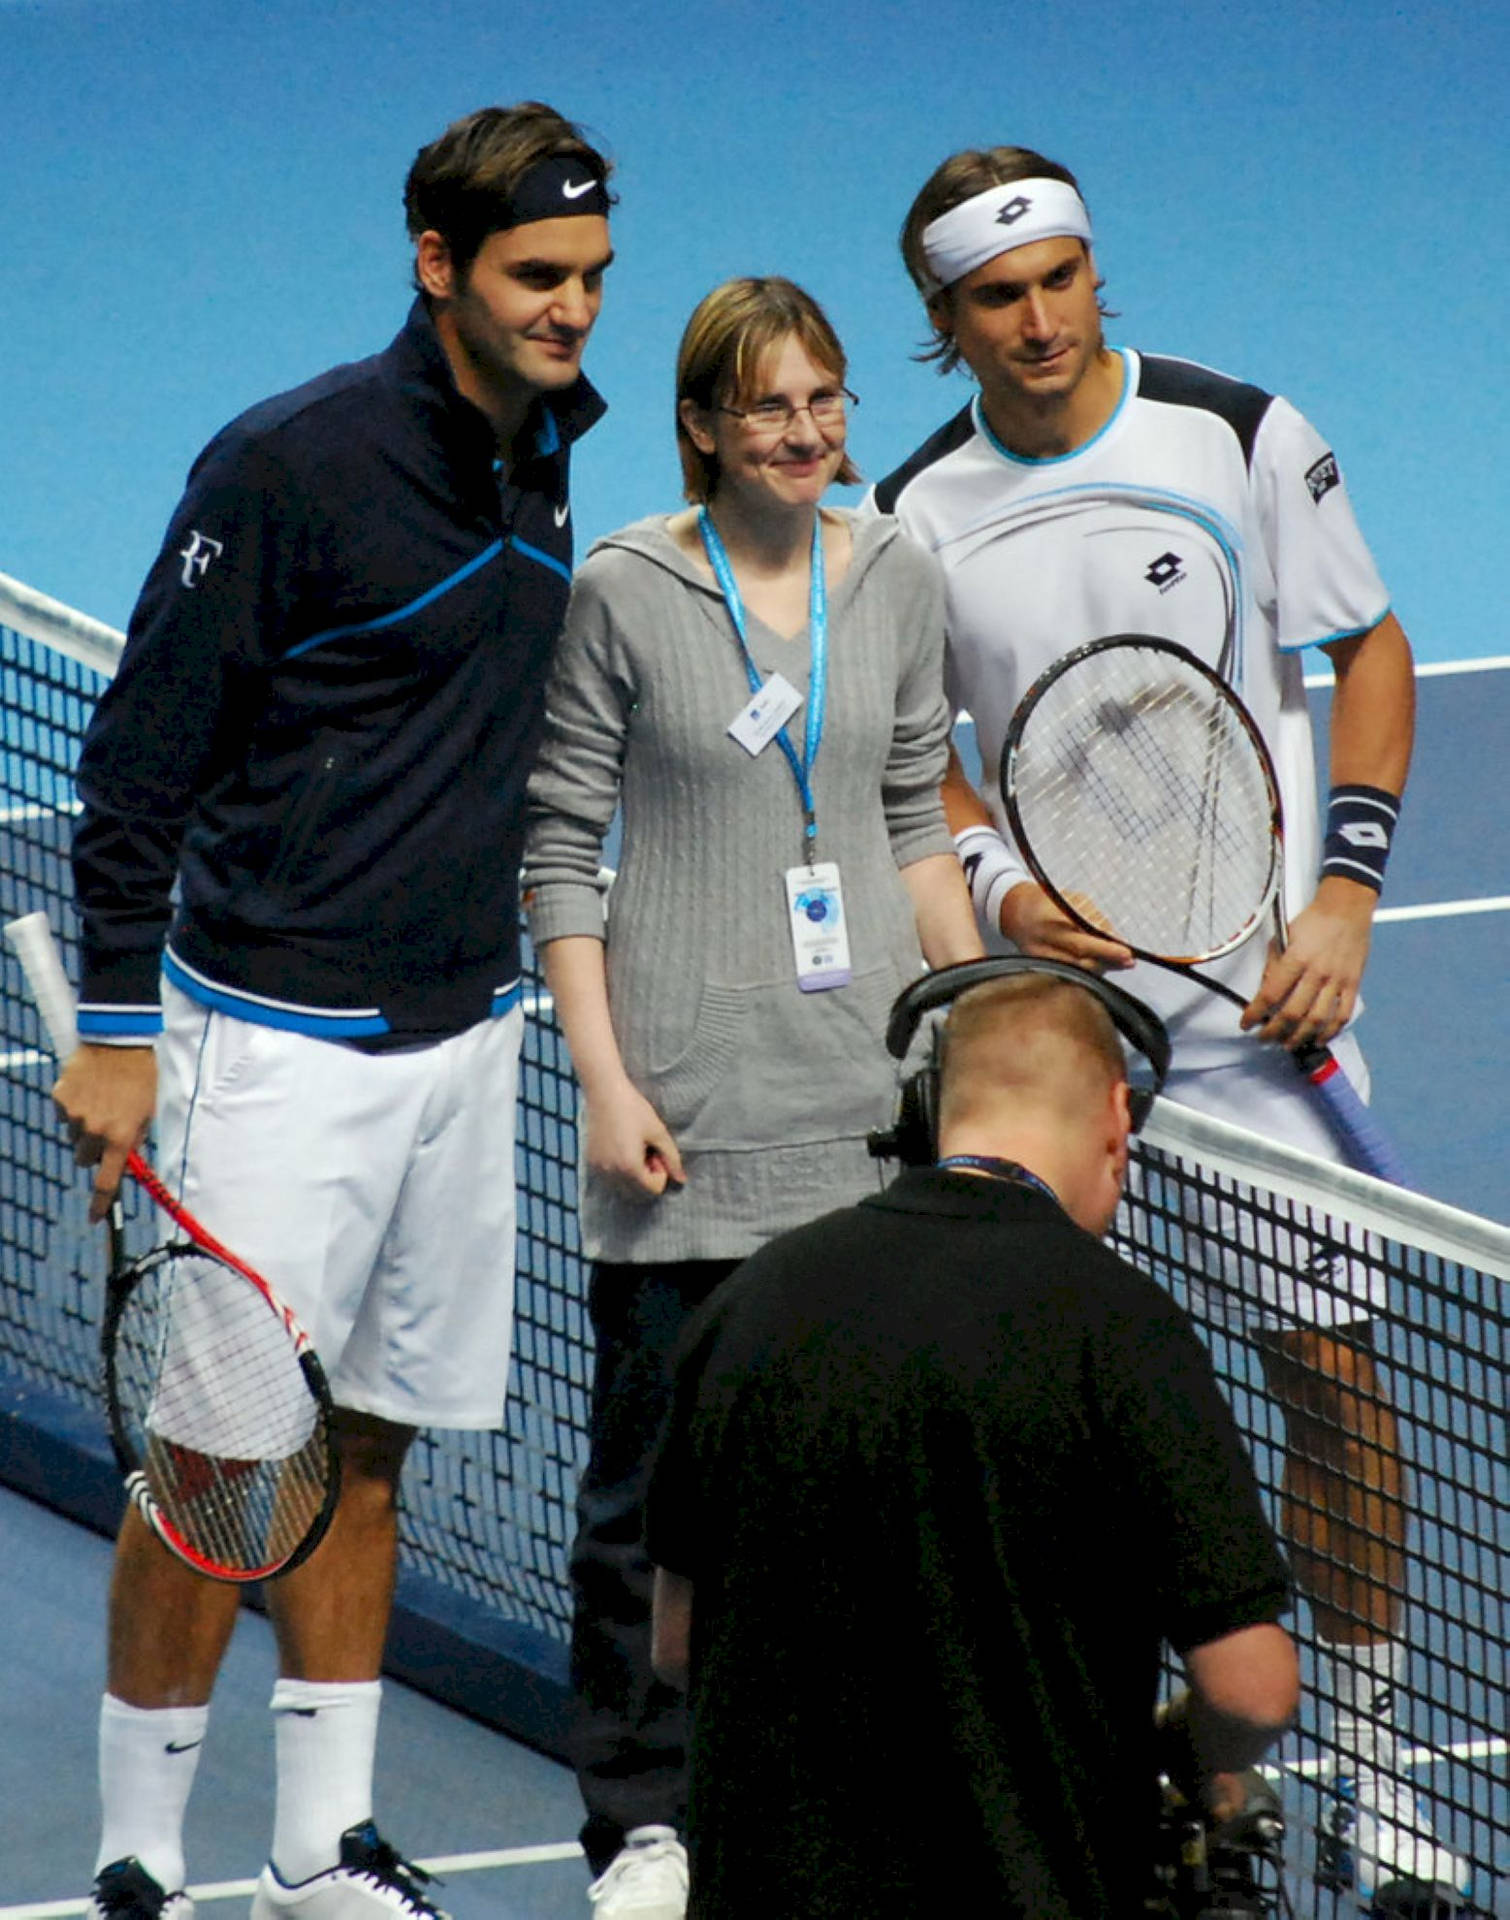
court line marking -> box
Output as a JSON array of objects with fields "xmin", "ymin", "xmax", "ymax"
[
  {"xmin": 0, "ymin": 1842, "xmax": 587, "ymax": 1918},
  {"xmin": 0, "ymin": 801, "xmax": 75, "ymax": 822},
  {"xmin": 1305, "ymin": 653, "xmax": 1510, "ymax": 687},
  {"xmin": 1266, "ymin": 1735, "xmax": 1508, "ymax": 1781},
  {"xmin": 0, "ymin": 1047, "xmax": 53, "ymax": 1069},
  {"xmin": 1414, "ymin": 654, "xmax": 1510, "ymax": 677},
  {"xmin": 1376, "ymin": 895, "xmax": 1510, "ymax": 923},
  {"xmin": 8, "ymin": 1754, "xmax": 1508, "ymax": 1920}
]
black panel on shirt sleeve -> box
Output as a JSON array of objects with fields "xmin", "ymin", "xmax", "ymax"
[
  {"xmin": 872, "ymin": 404, "xmax": 977, "ymax": 514},
  {"xmin": 1137, "ymin": 355, "xmax": 1275, "ymax": 471}
]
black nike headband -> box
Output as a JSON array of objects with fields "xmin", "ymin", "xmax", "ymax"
[{"xmin": 495, "ymin": 155, "xmax": 611, "ymax": 229}]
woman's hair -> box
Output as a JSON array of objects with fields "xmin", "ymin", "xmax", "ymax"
[{"xmin": 675, "ymin": 277, "xmax": 861, "ymax": 502}]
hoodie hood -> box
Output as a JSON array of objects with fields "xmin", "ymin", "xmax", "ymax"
[{"xmin": 583, "ymin": 508, "xmax": 904, "ymax": 608}]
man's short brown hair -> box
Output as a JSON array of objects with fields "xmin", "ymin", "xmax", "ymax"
[
  {"xmin": 938, "ymin": 972, "xmax": 1127, "ymax": 1132},
  {"xmin": 899, "ymin": 146, "xmax": 1101, "ymax": 374},
  {"xmin": 404, "ymin": 102, "xmax": 614, "ymax": 283}
]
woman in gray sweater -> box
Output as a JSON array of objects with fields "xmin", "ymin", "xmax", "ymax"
[{"xmin": 522, "ymin": 277, "xmax": 980, "ymax": 1917}]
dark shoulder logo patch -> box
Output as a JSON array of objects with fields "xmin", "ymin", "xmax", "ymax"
[{"xmin": 1306, "ymin": 452, "xmax": 1341, "ymax": 504}]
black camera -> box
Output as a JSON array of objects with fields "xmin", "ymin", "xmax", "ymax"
[{"xmin": 1144, "ymin": 1769, "xmax": 1287, "ymax": 1920}]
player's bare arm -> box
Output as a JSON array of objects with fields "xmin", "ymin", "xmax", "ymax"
[
  {"xmin": 1244, "ymin": 613, "xmax": 1414, "ymax": 1049},
  {"xmin": 52, "ymin": 1043, "xmax": 156, "ymax": 1222},
  {"xmin": 539, "ymin": 933, "xmax": 686, "ymax": 1199},
  {"xmin": 941, "ymin": 740, "xmax": 993, "ymax": 836}
]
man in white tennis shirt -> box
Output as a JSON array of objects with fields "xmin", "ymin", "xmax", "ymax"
[{"xmin": 871, "ymin": 145, "xmax": 1459, "ymax": 1911}]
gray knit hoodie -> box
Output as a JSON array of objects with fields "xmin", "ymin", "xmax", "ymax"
[{"xmin": 523, "ymin": 510, "xmax": 953, "ymax": 1263}]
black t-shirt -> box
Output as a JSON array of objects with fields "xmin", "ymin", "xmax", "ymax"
[{"xmin": 645, "ymin": 1167, "xmax": 1290, "ymax": 1920}]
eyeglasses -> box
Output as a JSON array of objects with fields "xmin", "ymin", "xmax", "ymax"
[{"xmin": 715, "ymin": 388, "xmax": 859, "ymax": 436}]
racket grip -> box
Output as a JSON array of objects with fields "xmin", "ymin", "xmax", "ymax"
[
  {"xmin": 4, "ymin": 910, "xmax": 79, "ymax": 1059},
  {"xmin": 1294, "ymin": 1045, "xmax": 1410, "ymax": 1187}
]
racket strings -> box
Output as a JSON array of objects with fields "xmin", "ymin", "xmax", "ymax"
[
  {"xmin": 1010, "ymin": 652, "xmax": 1278, "ymax": 959},
  {"xmin": 111, "ymin": 1244, "xmax": 331, "ymax": 1576}
]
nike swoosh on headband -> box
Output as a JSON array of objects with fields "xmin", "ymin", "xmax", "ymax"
[{"xmin": 561, "ymin": 178, "xmax": 595, "ymax": 200}]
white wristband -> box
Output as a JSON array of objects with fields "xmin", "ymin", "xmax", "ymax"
[{"xmin": 953, "ymin": 825, "xmax": 1019, "ymax": 934}]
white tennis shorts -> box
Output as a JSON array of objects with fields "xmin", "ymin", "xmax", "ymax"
[
  {"xmin": 154, "ymin": 980, "xmax": 522, "ymax": 1428},
  {"xmin": 1150, "ymin": 1030, "xmax": 1384, "ymax": 1331}
]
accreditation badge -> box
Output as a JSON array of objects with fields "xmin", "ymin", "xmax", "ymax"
[
  {"xmin": 727, "ymin": 672, "xmax": 803, "ymax": 757},
  {"xmin": 784, "ymin": 862, "xmax": 851, "ymax": 992}
]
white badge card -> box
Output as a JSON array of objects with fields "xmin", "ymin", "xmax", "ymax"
[
  {"xmin": 784, "ymin": 861, "xmax": 852, "ymax": 992},
  {"xmin": 728, "ymin": 672, "xmax": 803, "ymax": 757}
]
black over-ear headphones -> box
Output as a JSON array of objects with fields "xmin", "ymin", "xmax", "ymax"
[{"xmin": 866, "ymin": 957, "xmax": 1171, "ymax": 1168}]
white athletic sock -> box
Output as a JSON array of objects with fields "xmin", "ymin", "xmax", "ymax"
[
  {"xmin": 1327, "ymin": 1638, "xmax": 1407, "ymax": 1773},
  {"xmin": 269, "ymin": 1678, "xmax": 383, "ymax": 1882},
  {"xmin": 96, "ymin": 1693, "xmax": 209, "ymax": 1891}
]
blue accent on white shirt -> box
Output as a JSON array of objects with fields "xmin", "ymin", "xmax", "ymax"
[{"xmin": 971, "ymin": 348, "xmax": 1134, "ymax": 467}]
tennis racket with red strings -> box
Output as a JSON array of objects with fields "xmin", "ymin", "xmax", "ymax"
[{"xmin": 5, "ymin": 911, "xmax": 339, "ymax": 1579}]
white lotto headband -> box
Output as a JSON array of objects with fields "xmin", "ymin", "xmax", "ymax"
[{"xmin": 919, "ymin": 178, "xmax": 1093, "ymax": 295}]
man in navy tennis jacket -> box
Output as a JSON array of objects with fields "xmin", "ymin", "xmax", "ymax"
[{"xmin": 55, "ymin": 102, "xmax": 613, "ymax": 1920}]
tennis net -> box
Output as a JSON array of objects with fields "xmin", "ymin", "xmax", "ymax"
[{"xmin": 2, "ymin": 571, "xmax": 1505, "ymax": 1913}]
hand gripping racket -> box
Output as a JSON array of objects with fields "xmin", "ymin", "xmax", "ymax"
[
  {"xmin": 4, "ymin": 911, "xmax": 340, "ymax": 1580},
  {"xmin": 997, "ymin": 636, "xmax": 1407, "ymax": 1184}
]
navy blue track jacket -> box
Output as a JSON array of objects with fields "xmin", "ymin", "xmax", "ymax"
[{"xmin": 73, "ymin": 299, "xmax": 604, "ymax": 1043}]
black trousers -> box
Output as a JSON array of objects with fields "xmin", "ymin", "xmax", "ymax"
[{"xmin": 570, "ymin": 1257, "xmax": 741, "ymax": 1877}]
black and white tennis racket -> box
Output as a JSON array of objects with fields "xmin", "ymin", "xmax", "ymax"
[
  {"xmin": 997, "ymin": 636, "xmax": 1407, "ymax": 1184},
  {"xmin": 5, "ymin": 911, "xmax": 340, "ymax": 1581}
]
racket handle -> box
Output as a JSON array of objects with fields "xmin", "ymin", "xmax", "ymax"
[
  {"xmin": 4, "ymin": 910, "xmax": 79, "ymax": 1059},
  {"xmin": 1294, "ymin": 1045, "xmax": 1410, "ymax": 1186}
]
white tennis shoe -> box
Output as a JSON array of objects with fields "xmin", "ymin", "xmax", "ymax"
[
  {"xmin": 1323, "ymin": 1768, "xmax": 1471, "ymax": 1906},
  {"xmin": 586, "ymin": 1826, "xmax": 688, "ymax": 1920},
  {"xmin": 88, "ymin": 1859, "xmax": 193, "ymax": 1920},
  {"xmin": 251, "ymin": 1822, "xmax": 447, "ymax": 1920}
]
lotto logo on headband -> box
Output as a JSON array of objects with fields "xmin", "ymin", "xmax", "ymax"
[{"xmin": 920, "ymin": 177, "xmax": 1094, "ymax": 294}]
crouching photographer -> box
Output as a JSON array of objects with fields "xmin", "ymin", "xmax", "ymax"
[{"xmin": 647, "ymin": 961, "xmax": 1299, "ymax": 1917}]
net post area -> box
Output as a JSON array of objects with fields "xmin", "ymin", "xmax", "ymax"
[{"xmin": 2, "ymin": 579, "xmax": 1507, "ymax": 1897}]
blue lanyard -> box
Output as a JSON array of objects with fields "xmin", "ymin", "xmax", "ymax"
[
  {"xmin": 698, "ymin": 506, "xmax": 827, "ymax": 861},
  {"xmin": 936, "ymin": 1155, "xmax": 1061, "ymax": 1208}
]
